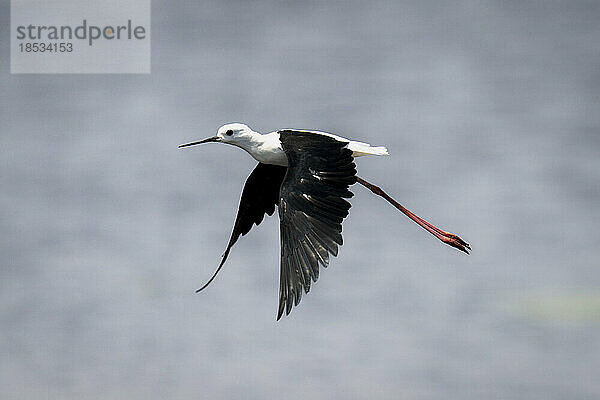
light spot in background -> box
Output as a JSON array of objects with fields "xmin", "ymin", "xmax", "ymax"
[{"xmin": 503, "ymin": 289, "xmax": 600, "ymax": 325}]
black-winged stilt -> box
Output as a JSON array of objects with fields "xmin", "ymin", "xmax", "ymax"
[{"xmin": 180, "ymin": 123, "xmax": 470, "ymax": 319}]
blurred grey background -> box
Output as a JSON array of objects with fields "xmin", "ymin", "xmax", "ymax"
[{"xmin": 2, "ymin": 1, "xmax": 599, "ymax": 399}]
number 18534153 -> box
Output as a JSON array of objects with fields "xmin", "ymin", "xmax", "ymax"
[{"xmin": 19, "ymin": 42, "xmax": 73, "ymax": 53}]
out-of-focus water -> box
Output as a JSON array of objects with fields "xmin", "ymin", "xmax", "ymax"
[{"xmin": 2, "ymin": 1, "xmax": 599, "ymax": 399}]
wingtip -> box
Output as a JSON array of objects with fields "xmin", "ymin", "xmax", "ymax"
[{"xmin": 195, "ymin": 285, "xmax": 207, "ymax": 293}]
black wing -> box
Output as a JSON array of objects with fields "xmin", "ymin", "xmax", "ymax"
[
  {"xmin": 277, "ymin": 130, "xmax": 357, "ymax": 319},
  {"xmin": 196, "ymin": 162, "xmax": 287, "ymax": 292}
]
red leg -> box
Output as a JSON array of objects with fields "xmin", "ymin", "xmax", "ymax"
[{"xmin": 356, "ymin": 177, "xmax": 471, "ymax": 254}]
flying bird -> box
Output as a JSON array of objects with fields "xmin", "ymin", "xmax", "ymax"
[{"xmin": 180, "ymin": 123, "xmax": 470, "ymax": 319}]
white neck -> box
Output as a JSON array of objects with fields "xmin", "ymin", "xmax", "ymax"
[{"xmin": 236, "ymin": 131, "xmax": 288, "ymax": 166}]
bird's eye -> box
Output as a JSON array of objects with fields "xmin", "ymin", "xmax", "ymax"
[{"xmin": 225, "ymin": 129, "xmax": 234, "ymax": 136}]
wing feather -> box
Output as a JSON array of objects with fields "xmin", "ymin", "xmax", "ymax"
[
  {"xmin": 197, "ymin": 163, "xmax": 286, "ymax": 292},
  {"xmin": 277, "ymin": 130, "xmax": 357, "ymax": 319}
]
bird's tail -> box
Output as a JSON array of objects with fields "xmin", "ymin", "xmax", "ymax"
[{"xmin": 347, "ymin": 142, "xmax": 389, "ymax": 157}]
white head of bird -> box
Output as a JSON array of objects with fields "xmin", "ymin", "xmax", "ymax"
[
  {"xmin": 179, "ymin": 123, "xmax": 254, "ymax": 146},
  {"xmin": 216, "ymin": 123, "xmax": 257, "ymax": 144},
  {"xmin": 179, "ymin": 123, "xmax": 288, "ymax": 166}
]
